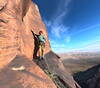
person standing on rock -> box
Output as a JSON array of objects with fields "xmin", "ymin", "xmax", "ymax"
[
  {"xmin": 31, "ymin": 30, "xmax": 46, "ymax": 59},
  {"xmin": 38, "ymin": 31, "xmax": 46, "ymax": 59}
]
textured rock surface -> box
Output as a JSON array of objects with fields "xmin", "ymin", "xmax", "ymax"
[
  {"xmin": 0, "ymin": 55, "xmax": 56, "ymax": 88},
  {"xmin": 0, "ymin": 0, "xmax": 56, "ymax": 88},
  {"xmin": 44, "ymin": 51, "xmax": 81, "ymax": 88},
  {"xmin": 0, "ymin": 0, "xmax": 50, "ymax": 69},
  {"xmin": 74, "ymin": 64, "xmax": 100, "ymax": 88},
  {"xmin": 23, "ymin": 2, "xmax": 51, "ymax": 56}
]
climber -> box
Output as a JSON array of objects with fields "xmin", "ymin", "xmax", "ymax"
[
  {"xmin": 38, "ymin": 30, "xmax": 46, "ymax": 59},
  {"xmin": 31, "ymin": 30, "xmax": 46, "ymax": 59}
]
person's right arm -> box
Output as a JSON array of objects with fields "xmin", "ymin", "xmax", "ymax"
[{"xmin": 31, "ymin": 30, "xmax": 38, "ymax": 37}]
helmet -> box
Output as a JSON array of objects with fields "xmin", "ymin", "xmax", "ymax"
[{"xmin": 39, "ymin": 31, "xmax": 43, "ymax": 35}]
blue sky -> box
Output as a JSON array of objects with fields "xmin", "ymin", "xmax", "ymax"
[{"xmin": 33, "ymin": 0, "xmax": 100, "ymax": 53}]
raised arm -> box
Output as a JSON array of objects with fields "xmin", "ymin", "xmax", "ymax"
[{"xmin": 31, "ymin": 30, "xmax": 38, "ymax": 37}]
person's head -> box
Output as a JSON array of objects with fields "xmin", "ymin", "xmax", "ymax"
[{"xmin": 39, "ymin": 31, "xmax": 43, "ymax": 35}]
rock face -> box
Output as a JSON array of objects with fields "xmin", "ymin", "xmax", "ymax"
[
  {"xmin": 44, "ymin": 51, "xmax": 81, "ymax": 88},
  {"xmin": 0, "ymin": 0, "xmax": 80, "ymax": 88},
  {"xmin": 74, "ymin": 64, "xmax": 100, "ymax": 88},
  {"xmin": 0, "ymin": 55, "xmax": 57, "ymax": 88},
  {"xmin": 0, "ymin": 0, "xmax": 50, "ymax": 69},
  {"xmin": 0, "ymin": 0, "xmax": 56, "ymax": 88}
]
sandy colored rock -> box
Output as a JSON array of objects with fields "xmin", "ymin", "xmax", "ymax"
[
  {"xmin": 0, "ymin": 0, "xmax": 50, "ymax": 69},
  {"xmin": 0, "ymin": 0, "xmax": 56, "ymax": 88},
  {"xmin": 44, "ymin": 51, "xmax": 81, "ymax": 88},
  {"xmin": 23, "ymin": 2, "xmax": 51, "ymax": 57},
  {"xmin": 0, "ymin": 0, "xmax": 7, "ymax": 10},
  {"xmin": 0, "ymin": 55, "xmax": 56, "ymax": 88}
]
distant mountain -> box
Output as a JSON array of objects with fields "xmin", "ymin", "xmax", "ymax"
[
  {"xmin": 74, "ymin": 64, "xmax": 100, "ymax": 88},
  {"xmin": 59, "ymin": 52, "xmax": 100, "ymax": 60}
]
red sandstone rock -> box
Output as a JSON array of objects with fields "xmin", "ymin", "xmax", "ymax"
[
  {"xmin": 0, "ymin": 55, "xmax": 56, "ymax": 88},
  {"xmin": 0, "ymin": 0, "xmax": 56, "ymax": 88},
  {"xmin": 44, "ymin": 51, "xmax": 81, "ymax": 88},
  {"xmin": 0, "ymin": 0, "xmax": 50, "ymax": 69}
]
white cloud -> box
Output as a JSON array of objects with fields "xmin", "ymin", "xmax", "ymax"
[
  {"xmin": 50, "ymin": 40, "xmax": 57, "ymax": 45},
  {"xmin": 44, "ymin": 20, "xmax": 52, "ymax": 27},
  {"xmin": 50, "ymin": 39, "xmax": 71, "ymax": 53},
  {"xmin": 44, "ymin": 0, "xmax": 72, "ymax": 38},
  {"xmin": 70, "ymin": 40, "xmax": 100, "ymax": 52},
  {"xmin": 51, "ymin": 24, "xmax": 69, "ymax": 38},
  {"xmin": 50, "ymin": 39, "xmax": 100, "ymax": 53},
  {"xmin": 81, "ymin": 41, "xmax": 100, "ymax": 52},
  {"xmin": 52, "ymin": 0, "xmax": 72, "ymax": 23},
  {"xmin": 50, "ymin": 40, "xmax": 65, "ymax": 48},
  {"xmin": 65, "ymin": 36, "xmax": 71, "ymax": 43}
]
